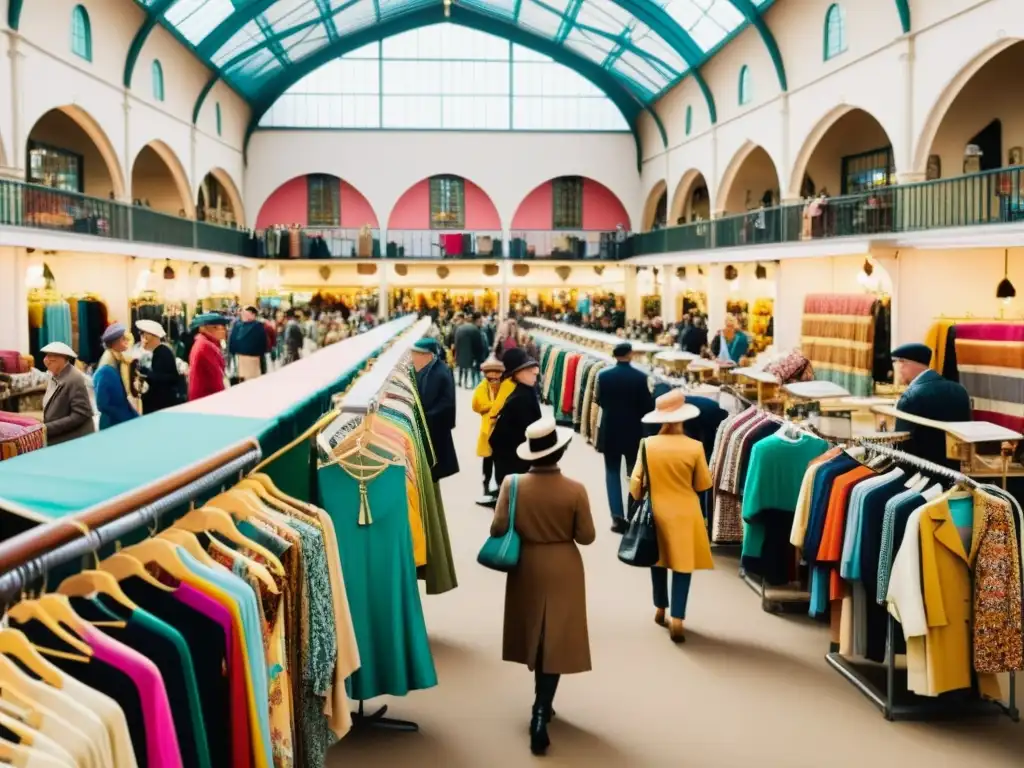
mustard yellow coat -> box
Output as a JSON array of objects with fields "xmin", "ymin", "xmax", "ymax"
[
  {"xmin": 472, "ymin": 379, "xmax": 510, "ymax": 457},
  {"xmin": 630, "ymin": 434, "xmax": 714, "ymax": 573}
]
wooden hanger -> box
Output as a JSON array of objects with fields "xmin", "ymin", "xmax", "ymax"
[
  {"xmin": 0, "ymin": 736, "xmax": 30, "ymax": 767},
  {"xmin": 57, "ymin": 571, "xmax": 139, "ymax": 613},
  {"xmin": 0, "ymin": 676, "xmax": 45, "ymax": 727},
  {"xmin": 35, "ymin": 595, "xmax": 94, "ymax": 637},
  {"xmin": 0, "ymin": 710, "xmax": 36, "ymax": 746},
  {"xmin": 98, "ymin": 552, "xmax": 175, "ymax": 593},
  {"xmin": 0, "ymin": 694, "xmax": 41, "ymax": 732},
  {"xmin": 5, "ymin": 601, "xmax": 93, "ymax": 660},
  {"xmin": 157, "ymin": 529, "xmax": 218, "ymax": 569},
  {"xmin": 174, "ymin": 506, "xmax": 285, "ymax": 577},
  {"xmin": 0, "ymin": 631, "xmax": 63, "ymax": 689},
  {"xmin": 117, "ymin": 538, "xmax": 196, "ymax": 584},
  {"xmin": 205, "ymin": 538, "xmax": 279, "ymax": 595},
  {"xmin": 205, "ymin": 490, "xmax": 274, "ymax": 526}
]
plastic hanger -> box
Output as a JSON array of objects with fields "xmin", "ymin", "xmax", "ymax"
[
  {"xmin": 5, "ymin": 601, "xmax": 93, "ymax": 660},
  {"xmin": 911, "ymin": 476, "xmax": 930, "ymax": 493},
  {"xmin": 157, "ymin": 529, "xmax": 218, "ymax": 569},
  {"xmin": 905, "ymin": 471, "xmax": 923, "ymax": 489},
  {"xmin": 0, "ymin": 631, "xmax": 63, "ymax": 688},
  {"xmin": 174, "ymin": 506, "xmax": 285, "ymax": 577},
  {"xmin": 98, "ymin": 552, "xmax": 175, "ymax": 593},
  {"xmin": 922, "ymin": 483, "xmax": 944, "ymax": 501},
  {"xmin": 57, "ymin": 571, "xmax": 138, "ymax": 613}
]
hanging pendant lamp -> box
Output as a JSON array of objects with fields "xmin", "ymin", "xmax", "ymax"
[{"xmin": 997, "ymin": 249, "xmax": 1016, "ymax": 302}]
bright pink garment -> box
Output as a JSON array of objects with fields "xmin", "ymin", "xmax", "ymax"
[
  {"xmin": 82, "ymin": 624, "xmax": 183, "ymax": 768},
  {"xmin": 441, "ymin": 233, "xmax": 463, "ymax": 256}
]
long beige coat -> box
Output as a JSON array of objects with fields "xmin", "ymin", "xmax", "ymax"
[{"xmin": 490, "ymin": 466, "xmax": 595, "ymax": 674}]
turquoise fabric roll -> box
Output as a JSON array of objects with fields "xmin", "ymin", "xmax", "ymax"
[{"xmin": 318, "ymin": 461, "xmax": 438, "ymax": 701}]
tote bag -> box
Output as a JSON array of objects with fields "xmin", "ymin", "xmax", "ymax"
[
  {"xmin": 618, "ymin": 441, "xmax": 660, "ymax": 567},
  {"xmin": 478, "ymin": 475, "xmax": 521, "ymax": 572}
]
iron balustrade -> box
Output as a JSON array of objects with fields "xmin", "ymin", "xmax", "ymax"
[
  {"xmin": 508, "ymin": 230, "xmax": 618, "ymax": 259},
  {"xmin": 384, "ymin": 230, "xmax": 504, "ymax": 259}
]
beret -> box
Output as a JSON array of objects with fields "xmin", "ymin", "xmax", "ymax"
[{"xmin": 891, "ymin": 342, "xmax": 932, "ymax": 366}]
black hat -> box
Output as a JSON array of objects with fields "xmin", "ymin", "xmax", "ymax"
[
  {"xmin": 891, "ymin": 342, "xmax": 932, "ymax": 367},
  {"xmin": 501, "ymin": 348, "xmax": 539, "ymax": 378},
  {"xmin": 613, "ymin": 342, "xmax": 633, "ymax": 358}
]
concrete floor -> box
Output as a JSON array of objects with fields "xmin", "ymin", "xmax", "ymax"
[{"xmin": 327, "ymin": 385, "xmax": 1024, "ymax": 767}]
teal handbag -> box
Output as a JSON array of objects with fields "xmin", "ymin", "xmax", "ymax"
[{"xmin": 477, "ymin": 475, "xmax": 521, "ymax": 572}]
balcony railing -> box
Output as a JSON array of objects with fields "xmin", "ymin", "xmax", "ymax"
[
  {"xmin": 384, "ymin": 230, "xmax": 504, "ymax": 259},
  {"xmin": 3, "ymin": 167, "xmax": 1024, "ymax": 262},
  {"xmin": 623, "ymin": 164, "xmax": 1024, "ymax": 257}
]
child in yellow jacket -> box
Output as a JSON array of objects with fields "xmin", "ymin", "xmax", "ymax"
[{"xmin": 472, "ymin": 355, "xmax": 512, "ymax": 505}]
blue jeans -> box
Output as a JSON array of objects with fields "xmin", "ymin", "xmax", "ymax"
[
  {"xmin": 603, "ymin": 446, "xmax": 638, "ymax": 521},
  {"xmin": 652, "ymin": 568, "xmax": 692, "ymax": 620}
]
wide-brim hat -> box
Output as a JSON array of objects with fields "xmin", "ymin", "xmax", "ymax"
[
  {"xmin": 191, "ymin": 312, "xmax": 229, "ymax": 330},
  {"xmin": 101, "ymin": 322, "xmax": 127, "ymax": 346},
  {"xmin": 642, "ymin": 389, "xmax": 701, "ymax": 424},
  {"xmin": 136, "ymin": 320, "xmax": 166, "ymax": 339},
  {"xmin": 40, "ymin": 342, "xmax": 77, "ymax": 359},
  {"xmin": 480, "ymin": 355, "xmax": 505, "ymax": 373},
  {"xmin": 501, "ymin": 348, "xmax": 538, "ymax": 378},
  {"xmin": 517, "ymin": 416, "xmax": 573, "ymax": 461}
]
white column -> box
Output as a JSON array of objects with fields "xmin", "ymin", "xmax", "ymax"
[
  {"xmin": 5, "ymin": 31, "xmax": 24, "ymax": 178},
  {"xmin": 900, "ymin": 36, "xmax": 916, "ymax": 177},
  {"xmin": 500, "ymin": 259, "xmax": 510, "ymax": 317},
  {"xmin": 624, "ymin": 265, "xmax": 641, "ymax": 321},
  {"xmin": 706, "ymin": 263, "xmax": 727, "ymax": 335},
  {"xmin": 0, "ymin": 247, "xmax": 29, "ymax": 352},
  {"xmin": 660, "ymin": 265, "xmax": 678, "ymax": 324},
  {"xmin": 189, "ymin": 125, "xmax": 198, "ymax": 206},
  {"xmin": 239, "ymin": 267, "xmax": 258, "ymax": 307},
  {"xmin": 779, "ymin": 92, "xmax": 791, "ymax": 198},
  {"xmin": 122, "ymin": 92, "xmax": 132, "ymax": 203},
  {"xmin": 378, "ymin": 263, "xmax": 389, "ymax": 319}
]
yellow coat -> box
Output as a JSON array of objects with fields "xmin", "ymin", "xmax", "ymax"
[
  {"xmin": 630, "ymin": 434, "xmax": 714, "ymax": 573},
  {"xmin": 918, "ymin": 495, "xmax": 1002, "ymax": 699},
  {"xmin": 472, "ymin": 379, "xmax": 513, "ymax": 457}
]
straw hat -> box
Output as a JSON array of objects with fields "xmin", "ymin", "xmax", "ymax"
[
  {"xmin": 480, "ymin": 355, "xmax": 505, "ymax": 373},
  {"xmin": 641, "ymin": 389, "xmax": 700, "ymax": 424},
  {"xmin": 516, "ymin": 416, "xmax": 573, "ymax": 461}
]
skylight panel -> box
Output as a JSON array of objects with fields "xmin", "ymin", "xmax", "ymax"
[
  {"xmin": 211, "ymin": 21, "xmax": 266, "ymax": 66},
  {"xmin": 164, "ymin": 0, "xmax": 234, "ymax": 45}
]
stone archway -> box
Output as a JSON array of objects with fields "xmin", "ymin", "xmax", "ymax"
[
  {"xmin": 197, "ymin": 168, "xmax": 245, "ymax": 227},
  {"xmin": 132, "ymin": 141, "xmax": 196, "ymax": 217},
  {"xmin": 715, "ymin": 142, "xmax": 781, "ymax": 214},
  {"xmin": 26, "ymin": 105, "xmax": 126, "ymax": 199},
  {"xmin": 641, "ymin": 180, "xmax": 667, "ymax": 231},
  {"xmin": 669, "ymin": 169, "xmax": 710, "ymax": 225}
]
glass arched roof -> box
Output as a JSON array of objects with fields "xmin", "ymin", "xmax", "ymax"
[{"xmin": 132, "ymin": 0, "xmax": 778, "ymax": 119}]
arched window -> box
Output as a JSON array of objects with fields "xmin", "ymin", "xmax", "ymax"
[
  {"xmin": 738, "ymin": 66, "xmax": 751, "ymax": 106},
  {"xmin": 152, "ymin": 60, "xmax": 165, "ymax": 102},
  {"xmin": 685, "ymin": 105, "xmax": 693, "ymax": 136},
  {"xmin": 216, "ymin": 103, "xmax": 222, "ymax": 136},
  {"xmin": 824, "ymin": 4, "xmax": 847, "ymax": 60},
  {"xmin": 71, "ymin": 5, "xmax": 92, "ymax": 62}
]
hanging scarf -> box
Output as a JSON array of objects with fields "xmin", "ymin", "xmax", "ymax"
[
  {"xmin": 485, "ymin": 378, "xmax": 516, "ymax": 435},
  {"xmin": 98, "ymin": 348, "xmax": 140, "ymax": 412}
]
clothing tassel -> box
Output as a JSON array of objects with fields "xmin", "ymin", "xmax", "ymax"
[{"xmin": 358, "ymin": 480, "xmax": 373, "ymax": 526}]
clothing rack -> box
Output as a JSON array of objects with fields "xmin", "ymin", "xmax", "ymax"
[
  {"xmin": 0, "ymin": 447, "xmax": 261, "ymax": 607},
  {"xmin": 329, "ymin": 315, "xmax": 431, "ymax": 733},
  {"xmin": 822, "ymin": 439, "xmax": 1020, "ymax": 722}
]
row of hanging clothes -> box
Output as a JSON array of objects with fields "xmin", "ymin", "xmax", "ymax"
[
  {"xmin": 536, "ymin": 340, "xmax": 609, "ymax": 438},
  {"xmin": 313, "ymin": 359, "xmax": 457, "ymax": 714},
  {"xmin": 0, "ymin": 469, "xmax": 366, "ymax": 768}
]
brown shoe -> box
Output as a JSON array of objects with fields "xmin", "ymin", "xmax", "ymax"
[
  {"xmin": 669, "ymin": 618, "xmax": 686, "ymax": 643},
  {"xmin": 654, "ymin": 608, "xmax": 666, "ymax": 627}
]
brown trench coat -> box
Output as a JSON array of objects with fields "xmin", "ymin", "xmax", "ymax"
[{"xmin": 490, "ymin": 466, "xmax": 596, "ymax": 674}]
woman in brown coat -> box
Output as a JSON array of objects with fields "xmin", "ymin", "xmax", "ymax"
[{"xmin": 490, "ymin": 415, "xmax": 595, "ymax": 756}]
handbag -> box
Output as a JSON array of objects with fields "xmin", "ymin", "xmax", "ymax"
[
  {"xmin": 618, "ymin": 441, "xmax": 660, "ymax": 568},
  {"xmin": 478, "ymin": 475, "xmax": 522, "ymax": 572}
]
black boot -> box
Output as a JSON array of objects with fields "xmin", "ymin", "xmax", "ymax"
[
  {"xmin": 530, "ymin": 704, "xmax": 551, "ymax": 756},
  {"xmin": 475, "ymin": 479, "xmax": 495, "ymax": 507}
]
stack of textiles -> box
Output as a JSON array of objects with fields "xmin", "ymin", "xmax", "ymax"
[
  {"xmin": 28, "ymin": 293, "xmax": 74, "ymax": 370},
  {"xmin": 316, "ymin": 364, "xmax": 456, "ymax": 705},
  {"xmin": 800, "ymin": 294, "xmax": 890, "ymax": 396},
  {"xmin": 536, "ymin": 341, "xmax": 609, "ymax": 438},
  {"xmin": 931, "ymin": 321, "xmax": 1024, "ymax": 434},
  {"xmin": 3, "ymin": 472, "xmax": 364, "ymax": 768},
  {"xmin": 790, "ymin": 447, "xmax": 1023, "ymax": 699},
  {"xmin": 0, "ymin": 411, "xmax": 46, "ymax": 460}
]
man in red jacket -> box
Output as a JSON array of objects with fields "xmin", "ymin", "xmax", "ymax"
[{"xmin": 188, "ymin": 313, "xmax": 229, "ymax": 402}]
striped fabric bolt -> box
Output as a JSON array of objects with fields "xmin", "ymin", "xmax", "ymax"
[{"xmin": 954, "ymin": 323, "xmax": 1024, "ymax": 433}]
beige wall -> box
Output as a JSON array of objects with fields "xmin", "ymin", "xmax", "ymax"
[
  {"xmin": 131, "ymin": 145, "xmax": 187, "ymax": 214},
  {"xmin": 28, "ymin": 109, "xmax": 116, "ymax": 198}
]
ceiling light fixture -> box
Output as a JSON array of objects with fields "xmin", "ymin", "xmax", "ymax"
[
  {"xmin": 443, "ymin": 0, "xmax": 452, "ymax": 17},
  {"xmin": 755, "ymin": 262, "xmax": 767, "ymax": 280},
  {"xmin": 997, "ymin": 248, "xmax": 1016, "ymax": 303}
]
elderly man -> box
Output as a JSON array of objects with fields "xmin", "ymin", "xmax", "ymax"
[
  {"xmin": 93, "ymin": 323, "xmax": 139, "ymax": 429},
  {"xmin": 411, "ymin": 337, "xmax": 459, "ymax": 481},
  {"xmin": 188, "ymin": 313, "xmax": 229, "ymax": 402},
  {"xmin": 229, "ymin": 305, "xmax": 269, "ymax": 381},
  {"xmin": 40, "ymin": 342, "xmax": 95, "ymax": 445},
  {"xmin": 891, "ymin": 342, "xmax": 972, "ymax": 469},
  {"xmin": 137, "ymin": 319, "xmax": 183, "ymax": 413}
]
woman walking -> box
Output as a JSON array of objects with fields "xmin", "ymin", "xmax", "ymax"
[
  {"xmin": 630, "ymin": 390, "xmax": 714, "ymax": 643},
  {"xmin": 471, "ymin": 355, "xmax": 511, "ymax": 505},
  {"xmin": 488, "ymin": 348, "xmax": 542, "ymax": 488},
  {"xmin": 490, "ymin": 416, "xmax": 595, "ymax": 756}
]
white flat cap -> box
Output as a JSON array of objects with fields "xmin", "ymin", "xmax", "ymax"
[
  {"xmin": 40, "ymin": 342, "xmax": 77, "ymax": 358},
  {"xmin": 136, "ymin": 320, "xmax": 166, "ymax": 339}
]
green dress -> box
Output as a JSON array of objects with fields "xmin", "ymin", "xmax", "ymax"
[{"xmin": 318, "ymin": 461, "xmax": 438, "ymax": 701}]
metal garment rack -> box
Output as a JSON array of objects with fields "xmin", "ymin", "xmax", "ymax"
[
  {"xmin": 824, "ymin": 438, "xmax": 1020, "ymax": 722},
  {"xmin": 0, "ymin": 448, "xmax": 261, "ymax": 606},
  {"xmin": 330, "ymin": 316, "xmax": 430, "ymax": 734}
]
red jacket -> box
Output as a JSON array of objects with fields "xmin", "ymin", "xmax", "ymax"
[{"xmin": 188, "ymin": 331, "xmax": 226, "ymax": 401}]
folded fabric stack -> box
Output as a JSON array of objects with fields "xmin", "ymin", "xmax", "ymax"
[
  {"xmin": 801, "ymin": 293, "xmax": 878, "ymax": 396},
  {"xmin": 953, "ymin": 322, "xmax": 1024, "ymax": 433},
  {"xmin": 0, "ymin": 411, "xmax": 46, "ymax": 460}
]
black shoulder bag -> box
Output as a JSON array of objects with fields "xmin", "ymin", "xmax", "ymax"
[{"xmin": 617, "ymin": 440, "xmax": 660, "ymax": 568}]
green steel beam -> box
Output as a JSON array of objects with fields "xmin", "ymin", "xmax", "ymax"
[
  {"xmin": 555, "ymin": 0, "xmax": 585, "ymax": 44},
  {"xmin": 243, "ymin": 6, "xmax": 648, "ymax": 168},
  {"xmin": 724, "ymin": 0, "xmax": 786, "ymax": 91},
  {"xmin": 193, "ymin": 73, "xmax": 220, "ymax": 124},
  {"xmin": 7, "ymin": 0, "xmax": 25, "ymax": 30},
  {"xmin": 895, "ymin": 0, "xmax": 910, "ymax": 33},
  {"xmin": 125, "ymin": 0, "xmax": 178, "ymax": 88},
  {"xmin": 512, "ymin": 0, "xmax": 524, "ymax": 21},
  {"xmin": 197, "ymin": 0, "xmax": 283, "ymax": 58},
  {"xmin": 254, "ymin": 14, "xmax": 292, "ymax": 65},
  {"xmin": 311, "ymin": 0, "xmax": 341, "ymax": 40}
]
